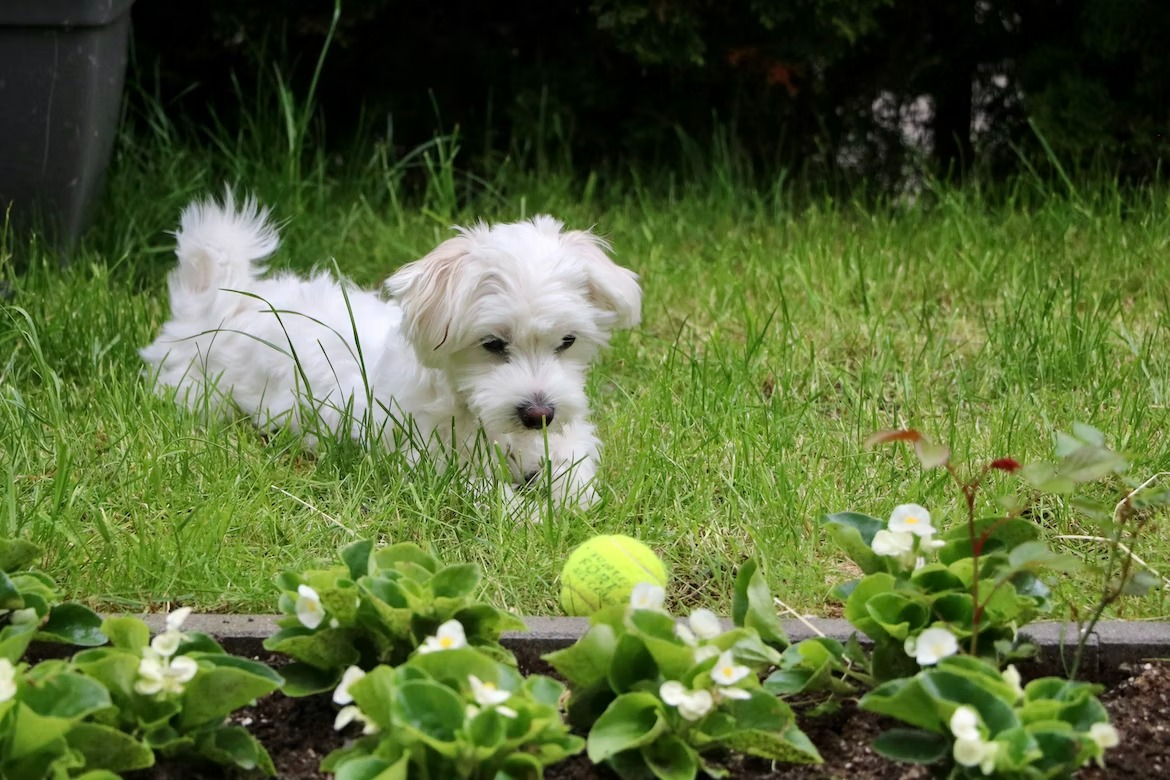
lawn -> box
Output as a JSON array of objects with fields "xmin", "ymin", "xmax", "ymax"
[{"xmin": 3, "ymin": 106, "xmax": 1169, "ymax": 622}]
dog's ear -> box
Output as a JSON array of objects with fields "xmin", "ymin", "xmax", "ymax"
[
  {"xmin": 562, "ymin": 229, "xmax": 642, "ymax": 331},
  {"xmin": 384, "ymin": 235, "xmax": 474, "ymax": 361}
]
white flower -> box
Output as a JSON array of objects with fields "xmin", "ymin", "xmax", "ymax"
[
  {"xmin": 629, "ymin": 582, "xmax": 667, "ymax": 612},
  {"xmin": 419, "ymin": 619, "xmax": 467, "ymax": 653},
  {"xmin": 0, "ymin": 659, "xmax": 17, "ymax": 703},
  {"xmin": 1089, "ymin": 722, "xmax": 1119, "ymax": 750},
  {"xmin": 135, "ymin": 653, "xmax": 198, "ymax": 696},
  {"xmin": 953, "ymin": 735, "xmax": 999, "ymax": 775},
  {"xmin": 151, "ymin": 630, "xmax": 182, "ymax": 658},
  {"xmin": 1002, "ymin": 665, "xmax": 1024, "ymax": 701},
  {"xmin": 165, "ymin": 607, "xmax": 193, "ymax": 632},
  {"xmin": 295, "ymin": 585, "xmax": 326, "ymax": 630},
  {"xmin": 716, "ymin": 686, "xmax": 752, "ymax": 701},
  {"xmin": 872, "ymin": 530, "xmax": 914, "ymax": 557},
  {"xmin": 889, "ymin": 503, "xmax": 935, "ymax": 537},
  {"xmin": 949, "ymin": 706, "xmax": 982, "ymax": 741},
  {"xmin": 688, "ymin": 609, "xmax": 722, "ymax": 639},
  {"xmin": 674, "ymin": 623, "xmax": 698, "ymax": 645},
  {"xmin": 170, "ymin": 656, "xmax": 198, "ymax": 682},
  {"xmin": 659, "ymin": 681, "xmax": 714, "ymax": 721},
  {"xmin": 335, "ymin": 704, "xmax": 380, "ymax": 734},
  {"xmin": 150, "ymin": 606, "xmax": 195, "ymax": 658},
  {"xmin": 469, "ymin": 675, "xmax": 517, "ymax": 718},
  {"xmin": 10, "ymin": 608, "xmax": 38, "ymax": 626},
  {"xmin": 694, "ymin": 645, "xmax": 720, "ymax": 663},
  {"xmin": 905, "ymin": 627, "xmax": 959, "ymax": 666},
  {"xmin": 333, "ymin": 666, "xmax": 366, "ymax": 705},
  {"xmin": 711, "ymin": 650, "xmax": 750, "ymax": 686}
]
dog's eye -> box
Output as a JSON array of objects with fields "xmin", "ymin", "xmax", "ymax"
[
  {"xmin": 557, "ymin": 335, "xmax": 576, "ymax": 353},
  {"xmin": 482, "ymin": 338, "xmax": 508, "ymax": 355}
]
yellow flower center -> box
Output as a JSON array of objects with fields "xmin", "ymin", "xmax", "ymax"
[
  {"xmin": 440, "ymin": 637, "xmax": 453, "ymax": 648},
  {"xmin": 905, "ymin": 516, "xmax": 919, "ymax": 525},
  {"xmin": 721, "ymin": 666, "xmax": 733, "ymax": 677}
]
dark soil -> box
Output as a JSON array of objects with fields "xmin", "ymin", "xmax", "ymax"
[{"xmin": 132, "ymin": 661, "xmax": 1170, "ymax": 778}]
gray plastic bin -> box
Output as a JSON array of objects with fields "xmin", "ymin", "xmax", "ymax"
[{"xmin": 0, "ymin": 0, "xmax": 136, "ymax": 250}]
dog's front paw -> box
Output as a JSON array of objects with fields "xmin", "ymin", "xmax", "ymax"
[{"xmin": 548, "ymin": 459, "xmax": 599, "ymax": 510}]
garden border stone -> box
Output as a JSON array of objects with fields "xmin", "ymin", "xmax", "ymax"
[{"xmin": 97, "ymin": 614, "xmax": 1170, "ymax": 684}]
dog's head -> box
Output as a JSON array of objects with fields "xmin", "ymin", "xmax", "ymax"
[{"xmin": 385, "ymin": 215, "xmax": 641, "ymax": 443}]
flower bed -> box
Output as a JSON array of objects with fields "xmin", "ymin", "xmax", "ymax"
[{"xmin": 6, "ymin": 424, "xmax": 1170, "ymax": 778}]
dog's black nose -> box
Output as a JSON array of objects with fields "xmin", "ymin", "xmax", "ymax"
[
  {"xmin": 517, "ymin": 400, "xmax": 555, "ymax": 429},
  {"xmin": 523, "ymin": 470, "xmax": 542, "ymax": 485}
]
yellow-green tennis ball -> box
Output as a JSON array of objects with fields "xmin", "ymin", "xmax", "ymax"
[{"xmin": 560, "ymin": 535, "xmax": 668, "ymax": 616}]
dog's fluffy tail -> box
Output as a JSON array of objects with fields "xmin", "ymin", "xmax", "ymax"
[{"xmin": 166, "ymin": 191, "xmax": 280, "ymax": 321}]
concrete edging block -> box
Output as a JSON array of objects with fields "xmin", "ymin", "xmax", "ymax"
[{"xmin": 117, "ymin": 614, "xmax": 1170, "ymax": 683}]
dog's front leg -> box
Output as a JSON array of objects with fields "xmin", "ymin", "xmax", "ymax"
[{"xmin": 543, "ymin": 423, "xmax": 601, "ymax": 509}]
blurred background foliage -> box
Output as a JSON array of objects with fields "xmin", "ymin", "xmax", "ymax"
[{"xmin": 128, "ymin": 0, "xmax": 1170, "ymax": 192}]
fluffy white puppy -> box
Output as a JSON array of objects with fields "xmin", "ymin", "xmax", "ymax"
[{"xmin": 140, "ymin": 193, "xmax": 642, "ymax": 509}]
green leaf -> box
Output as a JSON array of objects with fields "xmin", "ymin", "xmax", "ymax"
[
  {"xmin": 930, "ymin": 593, "xmax": 974, "ymax": 627},
  {"xmin": 319, "ymin": 585, "xmax": 362, "ymax": 625},
  {"xmin": 271, "ymin": 660, "xmax": 340, "ymax": 697},
  {"xmin": 1059, "ymin": 446, "xmax": 1127, "ymax": 483},
  {"xmin": 467, "ymin": 707, "xmax": 506, "ymax": 752},
  {"xmin": 349, "ymin": 665, "xmax": 398, "ymax": 730},
  {"xmin": 910, "ymin": 563, "xmax": 967, "ymax": 593},
  {"xmin": 920, "ymin": 669, "xmax": 1019, "ymax": 733},
  {"xmin": 1008, "ymin": 541, "xmax": 1081, "ymax": 573},
  {"xmin": 101, "ymin": 616, "xmax": 150, "ymax": 653},
  {"xmin": 431, "ymin": 563, "xmax": 481, "ymax": 598},
  {"xmin": 264, "ymin": 626, "xmax": 361, "ymax": 671},
  {"xmin": 641, "ymin": 732, "xmax": 699, "ymax": 780},
  {"xmin": 1122, "ymin": 569, "xmax": 1161, "ymax": 596},
  {"xmin": 70, "ymin": 648, "xmax": 143, "ymax": 713},
  {"xmin": 198, "ymin": 725, "xmax": 277, "ymax": 774},
  {"xmin": 864, "ymin": 592, "xmax": 929, "ymax": 641},
  {"xmin": 608, "ymin": 633, "xmax": 658, "ymax": 693},
  {"xmin": 39, "ymin": 603, "xmax": 107, "ymax": 646},
  {"xmin": 543, "ymin": 624, "xmax": 617, "ymax": 688},
  {"xmin": 0, "ymin": 623, "xmax": 36, "ymax": 663},
  {"xmin": 843, "ymin": 572, "xmax": 897, "ymax": 642},
  {"xmin": 333, "ymin": 755, "xmax": 407, "ymax": 780},
  {"xmin": 66, "ymin": 723, "xmax": 155, "ymax": 773},
  {"xmin": 1020, "ymin": 463, "xmax": 1076, "ymax": 494},
  {"xmin": 373, "ymin": 543, "xmax": 437, "ymax": 575},
  {"xmin": 0, "ymin": 570, "xmax": 22, "ymax": 610},
  {"xmin": 821, "ymin": 512, "xmax": 886, "ymax": 574},
  {"xmin": 0, "ymin": 537, "xmax": 42, "ymax": 572},
  {"xmin": 715, "ymin": 694, "xmax": 821, "ymax": 763},
  {"xmin": 357, "ymin": 580, "xmax": 415, "ymax": 638},
  {"xmin": 941, "ymin": 516, "xmax": 1039, "ymax": 546},
  {"xmin": 178, "ymin": 659, "xmax": 283, "ymax": 729},
  {"xmin": 763, "ymin": 668, "xmax": 815, "ymax": 695},
  {"xmin": 859, "ymin": 678, "xmax": 941, "ymax": 732},
  {"xmin": 21, "ymin": 669, "xmax": 111, "ymax": 719},
  {"xmin": 1070, "ymin": 422, "xmax": 1105, "ymax": 447},
  {"xmin": 341, "ymin": 539, "xmax": 374, "ymax": 580},
  {"xmin": 393, "ymin": 679, "xmax": 464, "ymax": 744},
  {"xmin": 871, "ymin": 728, "xmax": 949, "ymax": 764},
  {"xmin": 453, "ymin": 602, "xmax": 526, "ymax": 641},
  {"xmin": 586, "ymin": 692, "xmax": 666, "ymax": 762},
  {"xmin": 731, "ymin": 558, "xmax": 788, "ymax": 649},
  {"xmin": 407, "ymin": 647, "xmax": 518, "ymax": 693}
]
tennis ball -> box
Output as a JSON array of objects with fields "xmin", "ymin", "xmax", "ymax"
[{"xmin": 560, "ymin": 535, "xmax": 668, "ymax": 616}]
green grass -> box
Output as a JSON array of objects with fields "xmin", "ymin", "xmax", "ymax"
[{"xmin": 2, "ymin": 96, "xmax": 1170, "ymax": 623}]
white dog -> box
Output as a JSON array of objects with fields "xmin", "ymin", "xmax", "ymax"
[{"xmin": 140, "ymin": 193, "xmax": 641, "ymax": 509}]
